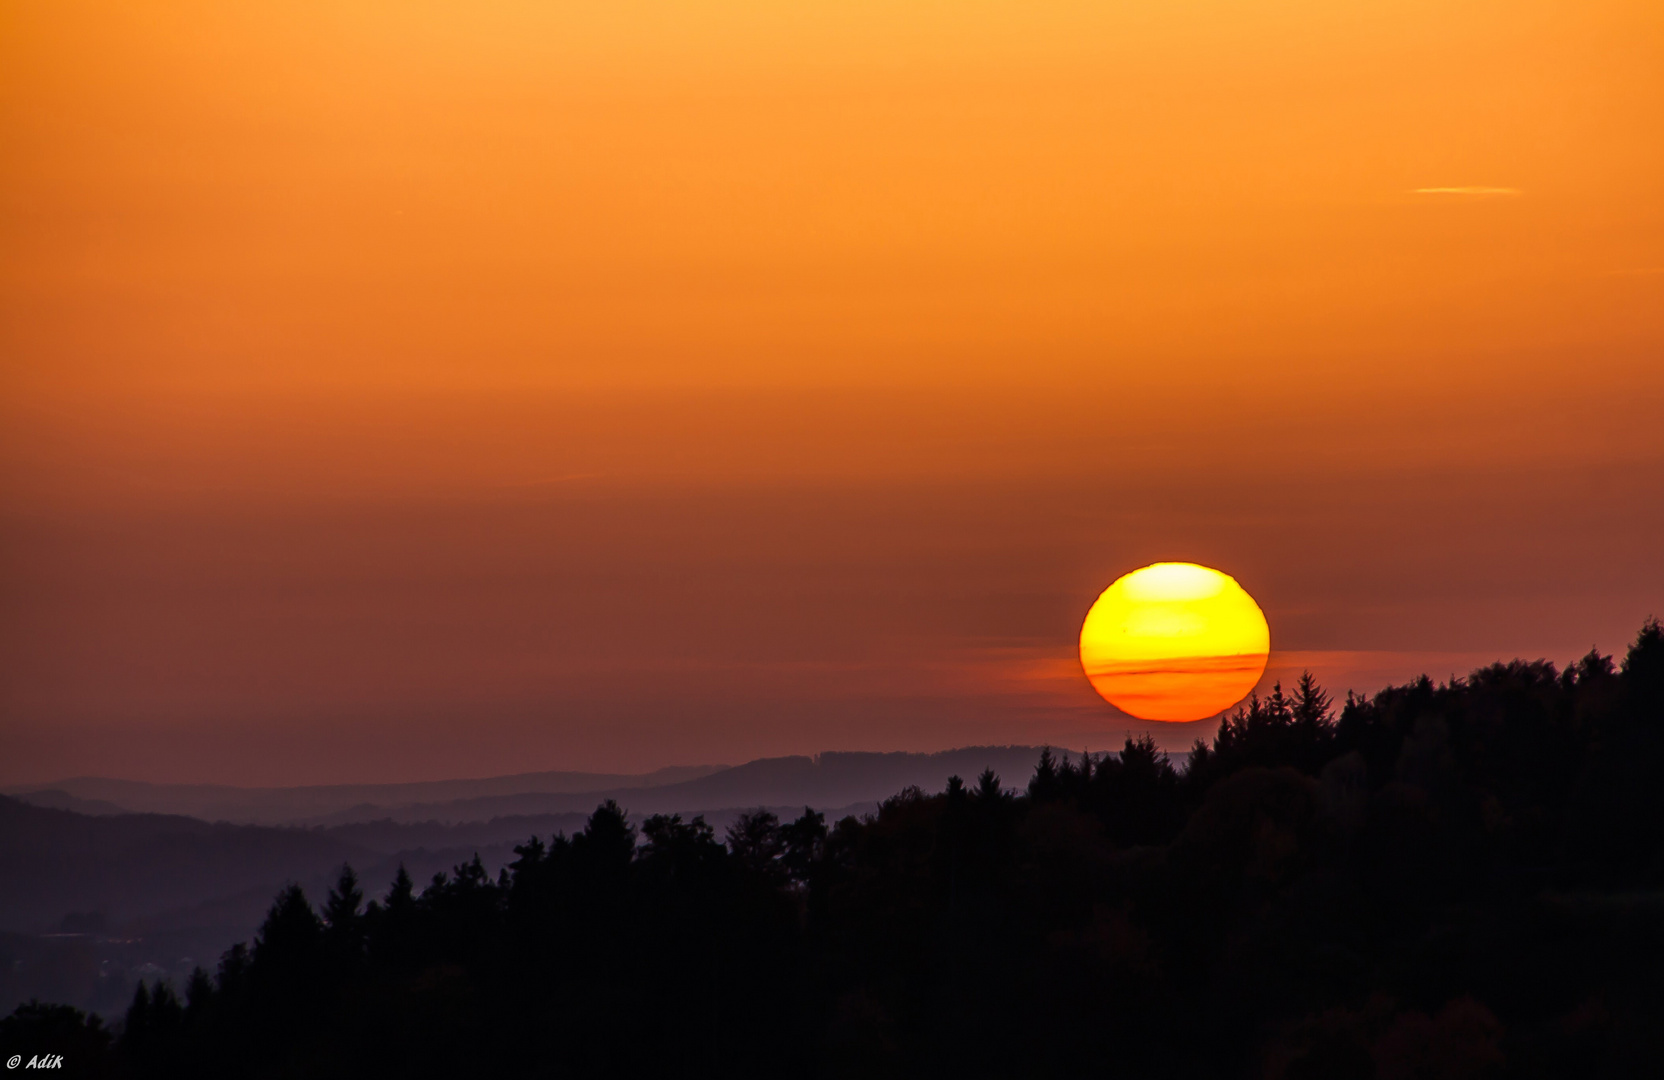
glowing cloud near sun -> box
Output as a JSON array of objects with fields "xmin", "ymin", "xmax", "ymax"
[{"xmin": 1078, "ymin": 562, "xmax": 1270, "ymax": 722}]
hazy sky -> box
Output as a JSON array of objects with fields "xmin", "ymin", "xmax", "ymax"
[{"xmin": 3, "ymin": 0, "xmax": 1661, "ymax": 784}]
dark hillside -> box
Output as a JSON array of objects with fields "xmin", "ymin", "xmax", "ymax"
[
  {"xmin": 0, "ymin": 800, "xmax": 882, "ymax": 1019},
  {"xmin": 0, "ymin": 801, "xmax": 368, "ymax": 932}
]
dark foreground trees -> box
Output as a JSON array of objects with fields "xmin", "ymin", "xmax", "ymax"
[{"xmin": 8, "ymin": 620, "xmax": 1664, "ymax": 1079}]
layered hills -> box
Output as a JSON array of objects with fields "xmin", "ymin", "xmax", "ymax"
[
  {"xmin": 0, "ymin": 746, "xmax": 1046, "ymax": 1017},
  {"xmin": 5, "ymin": 747, "xmax": 1046, "ymax": 827}
]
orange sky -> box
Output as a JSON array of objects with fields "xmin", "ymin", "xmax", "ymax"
[{"xmin": 2, "ymin": 0, "xmax": 1661, "ymax": 784}]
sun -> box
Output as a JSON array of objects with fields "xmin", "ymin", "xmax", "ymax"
[{"xmin": 1078, "ymin": 562, "xmax": 1270, "ymax": 722}]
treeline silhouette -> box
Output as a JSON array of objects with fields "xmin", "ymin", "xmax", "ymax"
[{"xmin": 5, "ymin": 621, "xmax": 1662, "ymax": 1079}]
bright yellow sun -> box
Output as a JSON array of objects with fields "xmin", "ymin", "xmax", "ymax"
[{"xmin": 1078, "ymin": 562, "xmax": 1270, "ymax": 722}]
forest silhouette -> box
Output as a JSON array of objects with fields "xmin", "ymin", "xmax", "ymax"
[{"xmin": 4, "ymin": 620, "xmax": 1662, "ymax": 1078}]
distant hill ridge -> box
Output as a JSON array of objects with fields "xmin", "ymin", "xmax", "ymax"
[
  {"xmin": 5, "ymin": 747, "xmax": 1047, "ymax": 827},
  {"xmin": 2, "ymin": 763, "xmax": 728, "ymax": 825}
]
